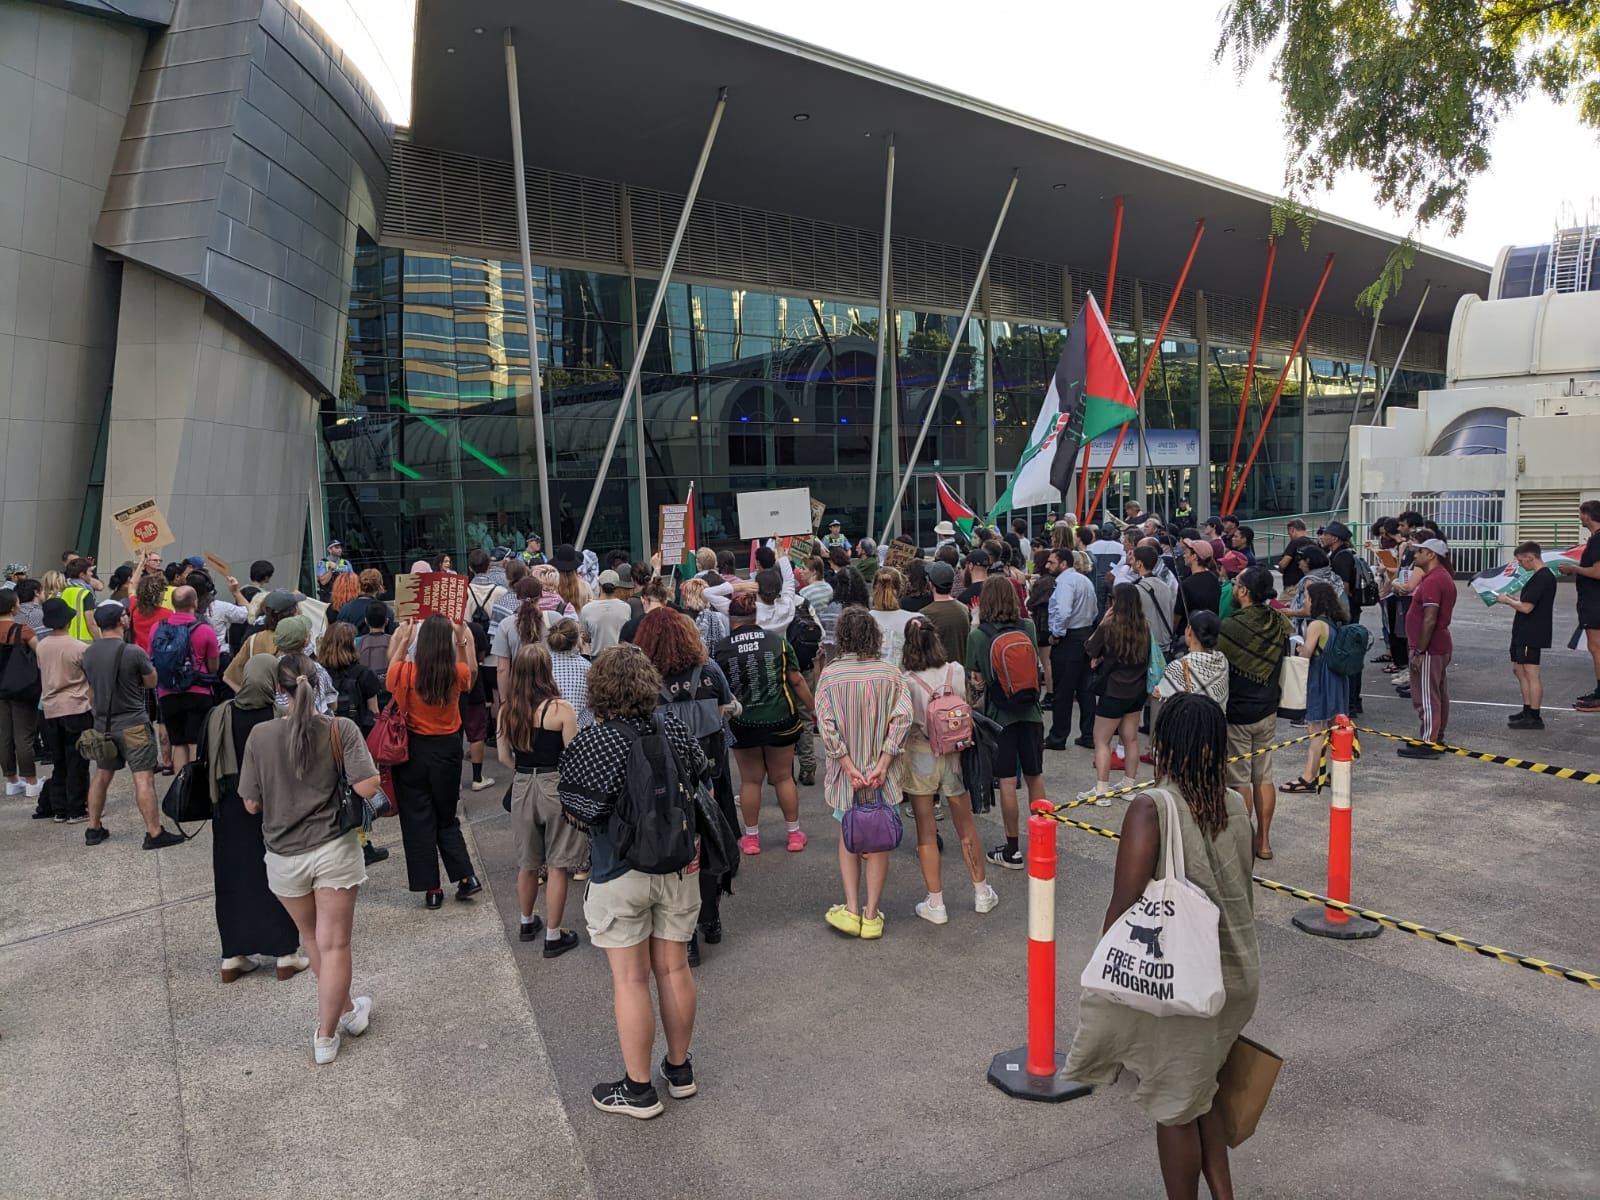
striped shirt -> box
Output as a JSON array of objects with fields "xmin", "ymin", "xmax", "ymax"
[{"xmin": 813, "ymin": 654, "xmax": 913, "ymax": 811}]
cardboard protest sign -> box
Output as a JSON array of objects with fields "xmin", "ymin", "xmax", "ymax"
[
  {"xmin": 111, "ymin": 499, "xmax": 174, "ymax": 555},
  {"xmin": 809, "ymin": 496, "xmax": 826, "ymax": 531},
  {"xmin": 884, "ymin": 540, "xmax": 916, "ymax": 572},
  {"xmin": 203, "ymin": 550, "xmax": 231, "ymax": 580},
  {"xmin": 391, "ymin": 572, "xmax": 470, "ymax": 623},
  {"xmin": 788, "ymin": 537, "xmax": 817, "ymax": 567}
]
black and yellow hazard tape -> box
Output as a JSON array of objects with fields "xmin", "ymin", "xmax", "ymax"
[
  {"xmin": 1356, "ymin": 727, "xmax": 1600, "ymax": 785},
  {"xmin": 1049, "ymin": 731, "xmax": 1318, "ymax": 813},
  {"xmin": 1035, "ymin": 808, "xmax": 1600, "ymax": 989}
]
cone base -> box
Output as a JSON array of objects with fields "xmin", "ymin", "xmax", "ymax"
[
  {"xmin": 987, "ymin": 1048, "xmax": 1094, "ymax": 1103},
  {"xmin": 1293, "ymin": 905, "xmax": 1382, "ymax": 940}
]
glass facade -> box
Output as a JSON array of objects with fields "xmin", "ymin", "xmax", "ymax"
[{"xmin": 323, "ymin": 243, "xmax": 1444, "ymax": 572}]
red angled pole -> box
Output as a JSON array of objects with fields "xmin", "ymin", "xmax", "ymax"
[
  {"xmin": 1229, "ymin": 253, "xmax": 1335, "ymax": 511},
  {"xmin": 1221, "ymin": 239, "xmax": 1276, "ymax": 513},
  {"xmin": 1079, "ymin": 197, "xmax": 1123, "ymax": 521},
  {"xmin": 1086, "ymin": 218, "xmax": 1206, "ymax": 528}
]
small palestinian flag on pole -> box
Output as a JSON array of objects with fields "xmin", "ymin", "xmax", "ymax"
[
  {"xmin": 935, "ymin": 474, "xmax": 977, "ymax": 540},
  {"xmin": 679, "ymin": 482, "xmax": 697, "ymax": 581},
  {"xmin": 989, "ymin": 294, "xmax": 1136, "ymax": 520}
]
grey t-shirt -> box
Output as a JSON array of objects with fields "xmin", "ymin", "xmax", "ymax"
[
  {"xmin": 237, "ymin": 715, "xmax": 379, "ymax": 857},
  {"xmin": 580, "ymin": 597, "xmax": 632, "ymax": 655},
  {"xmin": 82, "ymin": 639, "xmax": 154, "ymax": 732}
]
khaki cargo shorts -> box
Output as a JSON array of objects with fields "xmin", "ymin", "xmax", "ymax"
[
  {"xmin": 1226, "ymin": 714, "xmax": 1278, "ymax": 787},
  {"xmin": 97, "ymin": 720, "xmax": 160, "ymax": 774},
  {"xmin": 510, "ymin": 771, "xmax": 588, "ymax": 874},
  {"xmin": 584, "ymin": 868, "xmax": 701, "ymax": 949}
]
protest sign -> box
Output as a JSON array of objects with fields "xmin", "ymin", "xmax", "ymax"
[
  {"xmin": 737, "ymin": 488, "xmax": 813, "ymax": 540},
  {"xmin": 392, "ymin": 572, "xmax": 470, "ymax": 623},
  {"xmin": 659, "ymin": 503, "xmax": 690, "ymax": 571},
  {"xmin": 884, "ymin": 540, "xmax": 916, "ymax": 573},
  {"xmin": 203, "ymin": 550, "xmax": 231, "ymax": 580},
  {"xmin": 809, "ymin": 496, "xmax": 826, "ymax": 531},
  {"xmin": 111, "ymin": 499, "xmax": 174, "ymax": 554}
]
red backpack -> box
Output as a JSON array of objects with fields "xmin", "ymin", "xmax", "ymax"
[
  {"xmin": 979, "ymin": 622, "xmax": 1041, "ymax": 710},
  {"xmin": 912, "ymin": 665, "xmax": 975, "ymax": 755}
]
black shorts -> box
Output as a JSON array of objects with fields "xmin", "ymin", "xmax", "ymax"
[
  {"xmin": 1097, "ymin": 691, "xmax": 1146, "ymax": 720},
  {"xmin": 993, "ymin": 721, "xmax": 1044, "ymax": 779},
  {"xmin": 480, "ymin": 662, "xmax": 498, "ymax": 699},
  {"xmin": 1509, "ymin": 644, "xmax": 1543, "ymax": 665},
  {"xmin": 1580, "ymin": 606, "xmax": 1600, "ymax": 632},
  {"xmin": 729, "ymin": 718, "xmax": 803, "ymax": 751},
  {"xmin": 158, "ymin": 692, "xmax": 214, "ymax": 745}
]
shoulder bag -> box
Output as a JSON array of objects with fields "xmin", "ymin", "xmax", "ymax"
[
  {"xmin": 841, "ymin": 787, "xmax": 903, "ymax": 855},
  {"xmin": 0, "ymin": 625, "xmax": 42, "ymax": 704},
  {"xmin": 76, "ymin": 642, "xmax": 126, "ymax": 763},
  {"xmin": 1079, "ymin": 787, "xmax": 1225, "ymax": 1018},
  {"xmin": 329, "ymin": 719, "xmax": 370, "ymax": 835},
  {"xmin": 161, "ymin": 721, "xmax": 213, "ymax": 835},
  {"xmin": 367, "ymin": 663, "xmax": 410, "ymax": 767}
]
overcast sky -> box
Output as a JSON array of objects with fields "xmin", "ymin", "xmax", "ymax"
[{"xmin": 689, "ymin": 0, "xmax": 1600, "ymax": 266}]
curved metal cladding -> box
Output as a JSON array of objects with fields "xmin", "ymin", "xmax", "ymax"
[{"xmin": 95, "ymin": 0, "xmax": 392, "ymax": 392}]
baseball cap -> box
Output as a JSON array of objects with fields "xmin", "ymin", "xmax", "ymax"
[
  {"xmin": 926, "ymin": 561, "xmax": 956, "ymax": 591},
  {"xmin": 1417, "ymin": 538, "xmax": 1451, "ymax": 557},
  {"xmin": 41, "ymin": 598, "xmax": 73, "ymax": 630},
  {"xmin": 934, "ymin": 520, "xmax": 955, "ymax": 537},
  {"xmin": 93, "ymin": 601, "xmax": 127, "ymax": 630},
  {"xmin": 185, "ymin": 555, "xmax": 205, "ymax": 569},
  {"xmin": 263, "ymin": 589, "xmax": 303, "ymax": 614},
  {"xmin": 598, "ymin": 569, "xmax": 621, "ymax": 589},
  {"xmin": 272, "ymin": 615, "xmax": 311, "ymax": 653},
  {"xmin": 1323, "ymin": 520, "xmax": 1352, "ymax": 542},
  {"xmin": 1219, "ymin": 550, "xmax": 1249, "ymax": 575},
  {"xmin": 965, "ymin": 548, "xmax": 990, "ymax": 568},
  {"xmin": 1182, "ymin": 537, "xmax": 1214, "ymax": 560}
]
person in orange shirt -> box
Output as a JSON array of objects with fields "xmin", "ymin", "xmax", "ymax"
[{"xmin": 385, "ymin": 615, "xmax": 482, "ymax": 908}]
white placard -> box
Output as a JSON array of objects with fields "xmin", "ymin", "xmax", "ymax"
[{"xmin": 736, "ymin": 487, "xmax": 814, "ymax": 540}]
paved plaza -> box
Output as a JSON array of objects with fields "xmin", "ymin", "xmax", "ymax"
[{"xmin": 3, "ymin": 583, "xmax": 1598, "ymax": 1199}]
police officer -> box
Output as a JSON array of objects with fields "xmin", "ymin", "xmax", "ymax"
[
  {"xmin": 821, "ymin": 519, "xmax": 849, "ymax": 552},
  {"xmin": 1043, "ymin": 510, "xmax": 1059, "ymax": 536},
  {"xmin": 520, "ymin": 533, "xmax": 546, "ymax": 566},
  {"xmin": 315, "ymin": 539, "xmax": 353, "ymax": 602}
]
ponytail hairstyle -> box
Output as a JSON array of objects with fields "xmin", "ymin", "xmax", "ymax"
[
  {"xmin": 276, "ymin": 652, "xmax": 322, "ymax": 779},
  {"xmin": 514, "ymin": 575, "xmax": 545, "ymax": 645}
]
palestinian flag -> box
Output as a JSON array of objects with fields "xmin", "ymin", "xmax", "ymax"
[
  {"xmin": 1543, "ymin": 546, "xmax": 1583, "ymax": 572},
  {"xmin": 678, "ymin": 482, "xmax": 697, "ymax": 581},
  {"xmin": 989, "ymin": 294, "xmax": 1136, "ymax": 519},
  {"xmin": 1469, "ymin": 562, "xmax": 1534, "ymax": 608},
  {"xmin": 935, "ymin": 474, "xmax": 977, "ymax": 539}
]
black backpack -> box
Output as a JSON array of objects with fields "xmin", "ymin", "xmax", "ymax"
[
  {"xmin": 609, "ymin": 715, "xmax": 697, "ymax": 874},
  {"xmin": 328, "ymin": 664, "xmax": 373, "ymax": 734},
  {"xmin": 786, "ymin": 599, "xmax": 823, "ymax": 671},
  {"xmin": 466, "ymin": 584, "xmax": 496, "ymax": 656},
  {"xmin": 1336, "ymin": 547, "xmax": 1380, "ymax": 609}
]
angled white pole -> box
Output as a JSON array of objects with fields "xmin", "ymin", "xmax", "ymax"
[
  {"xmin": 1335, "ymin": 280, "xmax": 1430, "ymax": 514},
  {"xmin": 866, "ymin": 134, "xmax": 895, "ymax": 536},
  {"xmin": 503, "ymin": 29, "xmax": 553, "ymax": 547},
  {"xmin": 577, "ymin": 87, "xmax": 728, "ymax": 550},
  {"xmin": 1327, "ymin": 302, "xmax": 1383, "ymax": 504},
  {"xmin": 879, "ymin": 170, "xmax": 1018, "ymax": 546}
]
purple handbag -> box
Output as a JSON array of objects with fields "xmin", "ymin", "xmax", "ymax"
[{"xmin": 841, "ymin": 788, "xmax": 904, "ymax": 855}]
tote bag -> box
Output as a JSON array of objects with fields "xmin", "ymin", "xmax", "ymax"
[
  {"xmin": 1277, "ymin": 653, "xmax": 1308, "ymax": 716},
  {"xmin": 1079, "ymin": 787, "xmax": 1225, "ymax": 1018}
]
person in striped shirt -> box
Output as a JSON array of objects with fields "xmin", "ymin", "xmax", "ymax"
[{"xmin": 815, "ymin": 608, "xmax": 913, "ymax": 940}]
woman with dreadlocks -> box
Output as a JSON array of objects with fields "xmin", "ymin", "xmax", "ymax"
[{"xmin": 1063, "ymin": 691, "xmax": 1260, "ymax": 1200}]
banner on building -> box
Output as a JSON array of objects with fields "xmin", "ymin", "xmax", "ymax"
[{"xmin": 392, "ymin": 572, "xmax": 470, "ymax": 623}]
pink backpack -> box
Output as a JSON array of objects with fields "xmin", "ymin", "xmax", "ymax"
[{"xmin": 913, "ymin": 665, "xmax": 975, "ymax": 756}]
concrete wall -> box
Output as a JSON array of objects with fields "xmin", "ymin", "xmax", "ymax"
[
  {"xmin": 0, "ymin": 0, "xmax": 146, "ymax": 571},
  {"xmin": 99, "ymin": 264, "xmax": 316, "ymax": 575},
  {"xmin": 95, "ymin": 0, "xmax": 390, "ymax": 392}
]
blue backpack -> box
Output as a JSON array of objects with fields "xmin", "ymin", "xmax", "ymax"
[{"xmin": 150, "ymin": 619, "xmax": 208, "ymax": 691}]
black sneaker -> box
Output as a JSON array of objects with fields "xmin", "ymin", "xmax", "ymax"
[
  {"xmin": 698, "ymin": 918, "xmax": 722, "ymax": 945},
  {"xmin": 143, "ymin": 828, "xmax": 184, "ymax": 849},
  {"xmin": 542, "ymin": 929, "xmax": 580, "ymax": 959},
  {"xmin": 518, "ymin": 915, "xmax": 546, "ymax": 942},
  {"xmin": 660, "ymin": 1055, "xmax": 697, "ymax": 1099},
  {"xmin": 455, "ymin": 876, "xmax": 483, "ymax": 901},
  {"xmin": 1043, "ymin": 737, "xmax": 1068, "ymax": 752},
  {"xmin": 31, "ymin": 808, "xmax": 53, "ymax": 820},
  {"xmin": 1396, "ymin": 743, "xmax": 1442, "ymax": 760},
  {"xmin": 797, "ymin": 769, "xmax": 815, "ymax": 786},
  {"xmin": 591, "ymin": 1077, "xmax": 663, "ymax": 1119},
  {"xmin": 1508, "ymin": 712, "xmax": 1544, "ymax": 730},
  {"xmin": 986, "ymin": 845, "xmax": 1024, "ymax": 870},
  {"xmin": 362, "ymin": 842, "xmax": 389, "ymax": 866},
  {"xmin": 85, "ymin": 825, "xmax": 110, "ymax": 846},
  {"xmin": 686, "ymin": 934, "xmax": 700, "ymax": 968},
  {"xmin": 1074, "ymin": 735, "xmax": 1096, "ymax": 749},
  {"xmin": 1576, "ymin": 688, "xmax": 1600, "ymax": 705}
]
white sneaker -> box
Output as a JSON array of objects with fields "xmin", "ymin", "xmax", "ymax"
[
  {"xmin": 974, "ymin": 887, "xmax": 1000, "ymax": 914},
  {"xmin": 4, "ymin": 780, "xmax": 24, "ymax": 796},
  {"xmin": 1077, "ymin": 784, "xmax": 1110, "ymax": 805},
  {"xmin": 915, "ymin": 899, "xmax": 949, "ymax": 925},
  {"xmin": 23, "ymin": 779, "xmax": 44, "ymax": 799},
  {"xmin": 469, "ymin": 778, "xmax": 496, "ymax": 792},
  {"xmin": 313, "ymin": 1028, "xmax": 341, "ymax": 1065},
  {"xmin": 339, "ymin": 995, "xmax": 372, "ymax": 1037}
]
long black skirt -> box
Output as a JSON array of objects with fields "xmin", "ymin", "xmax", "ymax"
[{"xmin": 212, "ymin": 781, "xmax": 300, "ymax": 959}]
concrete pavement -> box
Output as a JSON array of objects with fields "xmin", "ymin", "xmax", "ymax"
[{"xmin": 3, "ymin": 581, "xmax": 1598, "ymax": 1198}]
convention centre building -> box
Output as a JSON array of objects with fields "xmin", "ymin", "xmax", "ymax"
[{"xmin": 1, "ymin": 0, "xmax": 1492, "ymax": 580}]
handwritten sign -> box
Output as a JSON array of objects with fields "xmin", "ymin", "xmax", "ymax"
[
  {"xmin": 809, "ymin": 496, "xmax": 826, "ymax": 531},
  {"xmin": 788, "ymin": 537, "xmax": 817, "ymax": 568},
  {"xmin": 884, "ymin": 540, "xmax": 916, "ymax": 573},
  {"xmin": 659, "ymin": 504, "xmax": 690, "ymax": 571},
  {"xmin": 111, "ymin": 499, "xmax": 174, "ymax": 554},
  {"xmin": 392, "ymin": 572, "xmax": 469, "ymax": 623}
]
